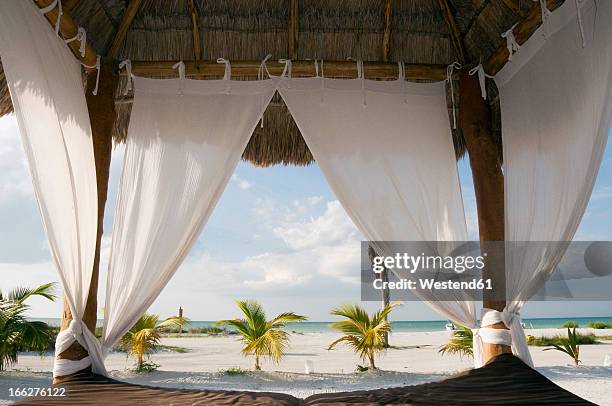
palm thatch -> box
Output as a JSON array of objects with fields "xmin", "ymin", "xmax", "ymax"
[{"xmin": 0, "ymin": 0, "xmax": 566, "ymax": 166}]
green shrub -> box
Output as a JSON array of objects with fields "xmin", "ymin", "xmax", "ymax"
[
  {"xmin": 529, "ymin": 333, "xmax": 598, "ymax": 347},
  {"xmin": 562, "ymin": 321, "xmax": 579, "ymax": 328},
  {"xmin": 222, "ymin": 367, "xmax": 248, "ymax": 376},
  {"xmin": 586, "ymin": 321, "xmax": 612, "ymax": 329},
  {"xmin": 543, "ymin": 328, "xmax": 582, "ymax": 366},
  {"xmin": 135, "ymin": 360, "xmax": 160, "ymax": 373}
]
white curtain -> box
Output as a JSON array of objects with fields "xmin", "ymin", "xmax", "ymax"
[
  {"xmin": 276, "ymin": 75, "xmax": 479, "ymax": 358},
  {"xmin": 489, "ymin": 0, "xmax": 612, "ymax": 366},
  {"xmin": 0, "ymin": 1, "xmax": 104, "ymax": 376},
  {"xmin": 101, "ymin": 76, "xmax": 276, "ymax": 356}
]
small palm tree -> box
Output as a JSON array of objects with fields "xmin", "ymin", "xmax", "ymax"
[
  {"xmin": 439, "ymin": 324, "xmax": 473, "ymax": 358},
  {"xmin": 544, "ymin": 327, "xmax": 581, "ymax": 366},
  {"xmin": 327, "ymin": 303, "xmax": 399, "ymax": 370},
  {"xmin": 215, "ymin": 300, "xmax": 307, "ymax": 370},
  {"xmin": 0, "ymin": 283, "xmax": 56, "ymax": 370},
  {"xmin": 119, "ymin": 314, "xmax": 179, "ymax": 371}
]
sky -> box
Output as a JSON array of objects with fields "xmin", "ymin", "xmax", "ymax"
[{"xmin": 1, "ymin": 114, "xmax": 611, "ymax": 321}]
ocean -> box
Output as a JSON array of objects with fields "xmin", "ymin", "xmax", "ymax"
[{"xmin": 32, "ymin": 317, "xmax": 612, "ymax": 333}]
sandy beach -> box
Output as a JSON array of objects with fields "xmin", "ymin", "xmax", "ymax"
[{"xmin": 1, "ymin": 328, "xmax": 611, "ymax": 405}]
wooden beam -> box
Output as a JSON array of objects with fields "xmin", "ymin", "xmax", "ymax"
[
  {"xmin": 63, "ymin": 0, "xmax": 81, "ymax": 12},
  {"xmin": 484, "ymin": 0, "xmax": 559, "ymax": 76},
  {"xmin": 459, "ymin": 73, "xmax": 511, "ymax": 364},
  {"xmin": 188, "ymin": 0, "xmax": 202, "ymax": 62},
  {"xmin": 128, "ymin": 60, "xmax": 451, "ymax": 81},
  {"xmin": 382, "ymin": 0, "xmax": 393, "ymax": 62},
  {"xmin": 107, "ymin": 0, "xmax": 144, "ymax": 58},
  {"xmin": 499, "ymin": 0, "xmax": 527, "ymax": 18},
  {"xmin": 34, "ymin": 0, "xmax": 97, "ymax": 70},
  {"xmin": 437, "ymin": 0, "xmax": 465, "ymax": 64},
  {"xmin": 288, "ymin": 0, "xmax": 299, "ymax": 59}
]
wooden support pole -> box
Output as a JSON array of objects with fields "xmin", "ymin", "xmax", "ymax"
[
  {"xmin": 288, "ymin": 0, "xmax": 299, "ymax": 60},
  {"xmin": 437, "ymin": 0, "xmax": 465, "ymax": 64},
  {"xmin": 107, "ymin": 0, "xmax": 144, "ymax": 58},
  {"xmin": 382, "ymin": 0, "xmax": 393, "ymax": 62},
  {"xmin": 499, "ymin": 0, "xmax": 527, "ymax": 18},
  {"xmin": 128, "ymin": 60, "xmax": 450, "ymax": 81},
  {"xmin": 34, "ymin": 0, "xmax": 97, "ymax": 70},
  {"xmin": 188, "ymin": 0, "xmax": 202, "ymax": 63},
  {"xmin": 458, "ymin": 73, "xmax": 511, "ymax": 364},
  {"xmin": 54, "ymin": 60, "xmax": 119, "ymax": 382}
]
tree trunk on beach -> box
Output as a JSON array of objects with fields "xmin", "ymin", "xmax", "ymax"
[
  {"xmin": 368, "ymin": 245, "xmax": 390, "ymax": 348},
  {"xmin": 368, "ymin": 352, "xmax": 376, "ymax": 370},
  {"xmin": 254, "ymin": 355, "xmax": 261, "ymax": 371},
  {"xmin": 459, "ymin": 73, "xmax": 511, "ymax": 364},
  {"xmin": 54, "ymin": 60, "xmax": 119, "ymax": 383}
]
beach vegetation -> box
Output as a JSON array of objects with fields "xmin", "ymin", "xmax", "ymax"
[
  {"xmin": 327, "ymin": 302, "xmax": 399, "ymax": 370},
  {"xmin": 215, "ymin": 300, "xmax": 307, "ymax": 371},
  {"xmin": 562, "ymin": 320, "xmax": 579, "ymax": 328},
  {"xmin": 119, "ymin": 313, "xmax": 185, "ymax": 371},
  {"xmin": 528, "ymin": 333, "xmax": 598, "ymax": 347},
  {"xmin": 222, "ymin": 366, "xmax": 248, "ymax": 376},
  {"xmin": 438, "ymin": 324, "xmax": 473, "ymax": 358},
  {"xmin": 586, "ymin": 321, "xmax": 612, "ymax": 329},
  {"xmin": 543, "ymin": 327, "xmax": 582, "ymax": 366},
  {"xmin": 0, "ymin": 283, "xmax": 56, "ymax": 371}
]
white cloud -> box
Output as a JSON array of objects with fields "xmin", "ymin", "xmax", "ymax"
[
  {"xmin": 0, "ymin": 116, "xmax": 33, "ymax": 203},
  {"xmin": 231, "ymin": 174, "xmax": 252, "ymax": 190}
]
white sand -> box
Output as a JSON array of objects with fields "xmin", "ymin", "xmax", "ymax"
[{"xmin": 1, "ymin": 329, "xmax": 611, "ymax": 405}]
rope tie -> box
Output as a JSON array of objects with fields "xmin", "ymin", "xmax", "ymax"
[
  {"xmin": 279, "ymin": 59, "xmax": 292, "ymax": 78},
  {"xmin": 398, "ymin": 61, "xmax": 408, "ymax": 104},
  {"xmin": 501, "ymin": 24, "xmax": 520, "ymax": 61},
  {"xmin": 257, "ymin": 54, "xmax": 272, "ymax": 128},
  {"xmin": 65, "ymin": 27, "xmax": 87, "ymax": 58},
  {"xmin": 468, "ymin": 64, "xmax": 494, "ymax": 100},
  {"xmin": 314, "ymin": 59, "xmax": 319, "ymax": 77},
  {"xmin": 575, "ymin": 0, "xmax": 586, "ymax": 48},
  {"xmin": 82, "ymin": 55, "xmax": 101, "ymax": 96},
  {"xmin": 446, "ymin": 62, "xmax": 462, "ymax": 129},
  {"xmin": 172, "ymin": 61, "xmax": 185, "ymax": 95},
  {"xmin": 40, "ymin": 0, "xmax": 62, "ymax": 35},
  {"xmin": 216, "ymin": 58, "xmax": 231, "ymax": 94},
  {"xmin": 118, "ymin": 59, "xmax": 133, "ymax": 95},
  {"xmin": 357, "ymin": 60, "xmax": 366, "ymax": 107},
  {"xmin": 533, "ymin": 0, "xmax": 552, "ymax": 38}
]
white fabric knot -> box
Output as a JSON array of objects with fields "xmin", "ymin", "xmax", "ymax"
[
  {"xmin": 356, "ymin": 60, "xmax": 367, "ymax": 107},
  {"xmin": 533, "ymin": 0, "xmax": 552, "ymax": 38},
  {"xmin": 81, "ymin": 55, "xmax": 101, "ymax": 96},
  {"xmin": 501, "ymin": 24, "xmax": 520, "ymax": 61},
  {"xmin": 173, "ymin": 61, "xmax": 185, "ymax": 81},
  {"xmin": 258, "ymin": 54, "xmax": 272, "ymax": 81},
  {"xmin": 446, "ymin": 62, "xmax": 462, "ymax": 128},
  {"xmin": 65, "ymin": 26, "xmax": 87, "ymax": 58},
  {"xmin": 468, "ymin": 64, "xmax": 494, "ymax": 99},
  {"xmin": 575, "ymin": 0, "xmax": 586, "ymax": 48},
  {"xmin": 216, "ymin": 58, "xmax": 231, "ymax": 81},
  {"xmin": 279, "ymin": 59, "xmax": 292, "ymax": 79},
  {"xmin": 40, "ymin": 0, "xmax": 62, "ymax": 35},
  {"xmin": 118, "ymin": 59, "xmax": 133, "ymax": 95}
]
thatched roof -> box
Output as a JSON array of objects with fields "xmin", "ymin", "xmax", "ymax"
[{"xmin": 0, "ymin": 0, "xmax": 565, "ymax": 166}]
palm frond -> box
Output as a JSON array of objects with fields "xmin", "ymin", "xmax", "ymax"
[{"xmin": 8, "ymin": 283, "xmax": 56, "ymax": 305}]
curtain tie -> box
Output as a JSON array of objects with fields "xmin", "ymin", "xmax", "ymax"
[
  {"xmin": 81, "ymin": 55, "xmax": 101, "ymax": 96},
  {"xmin": 40, "ymin": 0, "xmax": 62, "ymax": 35},
  {"xmin": 119, "ymin": 59, "xmax": 133, "ymax": 95},
  {"xmin": 319, "ymin": 60, "xmax": 325, "ymax": 103},
  {"xmin": 257, "ymin": 54, "xmax": 272, "ymax": 128},
  {"xmin": 533, "ymin": 0, "xmax": 552, "ymax": 38},
  {"xmin": 575, "ymin": 0, "xmax": 586, "ymax": 48},
  {"xmin": 356, "ymin": 60, "xmax": 367, "ymax": 107},
  {"xmin": 216, "ymin": 58, "xmax": 231, "ymax": 94},
  {"xmin": 501, "ymin": 24, "xmax": 520, "ymax": 61},
  {"xmin": 172, "ymin": 61, "xmax": 185, "ymax": 95},
  {"xmin": 468, "ymin": 64, "xmax": 494, "ymax": 99},
  {"xmin": 64, "ymin": 26, "xmax": 86, "ymax": 58},
  {"xmin": 446, "ymin": 62, "xmax": 462, "ymax": 129},
  {"xmin": 398, "ymin": 62, "xmax": 408, "ymax": 104}
]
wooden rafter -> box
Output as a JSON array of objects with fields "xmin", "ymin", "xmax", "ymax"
[
  {"xmin": 188, "ymin": 0, "xmax": 202, "ymax": 62},
  {"xmin": 499, "ymin": 0, "xmax": 528, "ymax": 18},
  {"xmin": 127, "ymin": 60, "xmax": 451, "ymax": 81},
  {"xmin": 63, "ymin": 0, "xmax": 81, "ymax": 12},
  {"xmin": 484, "ymin": 0, "xmax": 557, "ymax": 75},
  {"xmin": 34, "ymin": 0, "xmax": 98, "ymax": 70},
  {"xmin": 107, "ymin": 0, "xmax": 144, "ymax": 58},
  {"xmin": 382, "ymin": 0, "xmax": 393, "ymax": 62},
  {"xmin": 437, "ymin": 0, "xmax": 465, "ymax": 64},
  {"xmin": 288, "ymin": 0, "xmax": 299, "ymax": 59}
]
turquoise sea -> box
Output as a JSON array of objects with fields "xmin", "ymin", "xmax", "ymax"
[{"xmin": 33, "ymin": 317, "xmax": 612, "ymax": 333}]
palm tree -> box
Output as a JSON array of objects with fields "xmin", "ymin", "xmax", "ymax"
[
  {"xmin": 215, "ymin": 300, "xmax": 307, "ymax": 370},
  {"xmin": 0, "ymin": 283, "xmax": 56, "ymax": 370},
  {"xmin": 544, "ymin": 327, "xmax": 581, "ymax": 366},
  {"xmin": 327, "ymin": 302, "xmax": 399, "ymax": 370},
  {"xmin": 439, "ymin": 324, "xmax": 473, "ymax": 358},
  {"xmin": 119, "ymin": 313, "xmax": 180, "ymax": 371}
]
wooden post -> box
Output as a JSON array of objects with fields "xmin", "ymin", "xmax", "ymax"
[
  {"xmin": 55, "ymin": 60, "xmax": 119, "ymax": 382},
  {"xmin": 458, "ymin": 73, "xmax": 511, "ymax": 363}
]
